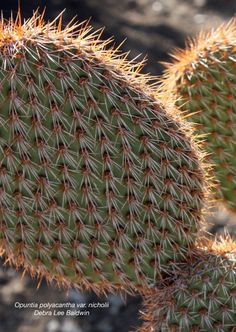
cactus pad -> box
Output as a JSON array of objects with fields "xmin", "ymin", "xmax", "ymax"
[
  {"xmin": 0, "ymin": 10, "xmax": 205, "ymax": 293},
  {"xmin": 139, "ymin": 238, "xmax": 236, "ymax": 331},
  {"xmin": 160, "ymin": 19, "xmax": 236, "ymax": 212}
]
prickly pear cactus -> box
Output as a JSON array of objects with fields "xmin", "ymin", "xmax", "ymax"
[
  {"xmin": 0, "ymin": 10, "xmax": 206, "ymax": 294},
  {"xmin": 139, "ymin": 238, "xmax": 236, "ymax": 331},
  {"xmin": 160, "ymin": 19, "xmax": 236, "ymax": 212}
]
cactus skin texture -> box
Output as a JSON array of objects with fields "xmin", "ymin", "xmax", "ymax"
[
  {"xmin": 159, "ymin": 19, "xmax": 236, "ymax": 213},
  {"xmin": 0, "ymin": 10, "xmax": 206, "ymax": 294},
  {"xmin": 139, "ymin": 238, "xmax": 236, "ymax": 332}
]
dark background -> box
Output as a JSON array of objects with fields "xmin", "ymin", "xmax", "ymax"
[{"xmin": 0, "ymin": 1, "xmax": 236, "ymax": 332}]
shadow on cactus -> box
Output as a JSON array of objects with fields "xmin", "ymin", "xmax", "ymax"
[
  {"xmin": 0, "ymin": 8, "xmax": 207, "ymax": 298},
  {"xmin": 160, "ymin": 18, "xmax": 236, "ymax": 213}
]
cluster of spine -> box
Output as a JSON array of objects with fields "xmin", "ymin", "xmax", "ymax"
[
  {"xmin": 159, "ymin": 19, "xmax": 236, "ymax": 212},
  {"xmin": 139, "ymin": 238, "xmax": 236, "ymax": 332},
  {"xmin": 1, "ymin": 9, "xmax": 236, "ymax": 332},
  {"xmin": 0, "ymin": 10, "xmax": 206, "ymax": 295}
]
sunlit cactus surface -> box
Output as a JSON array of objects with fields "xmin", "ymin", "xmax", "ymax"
[
  {"xmin": 0, "ymin": 10, "xmax": 206, "ymax": 294},
  {"xmin": 160, "ymin": 19, "xmax": 236, "ymax": 213}
]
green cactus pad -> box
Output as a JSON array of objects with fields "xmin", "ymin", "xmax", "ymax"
[
  {"xmin": 0, "ymin": 11, "xmax": 205, "ymax": 293},
  {"xmin": 160, "ymin": 19, "xmax": 236, "ymax": 212},
  {"xmin": 140, "ymin": 245, "xmax": 236, "ymax": 331}
]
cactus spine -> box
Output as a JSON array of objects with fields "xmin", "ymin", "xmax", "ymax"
[
  {"xmin": 160, "ymin": 18, "xmax": 236, "ymax": 213},
  {"xmin": 0, "ymin": 10, "xmax": 206, "ymax": 295}
]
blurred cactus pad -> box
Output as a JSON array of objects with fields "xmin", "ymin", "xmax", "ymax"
[
  {"xmin": 139, "ymin": 238, "xmax": 236, "ymax": 331},
  {"xmin": 160, "ymin": 19, "xmax": 236, "ymax": 213},
  {"xmin": 0, "ymin": 10, "xmax": 206, "ymax": 294}
]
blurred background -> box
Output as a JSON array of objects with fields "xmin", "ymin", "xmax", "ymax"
[{"xmin": 0, "ymin": 1, "xmax": 236, "ymax": 331}]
